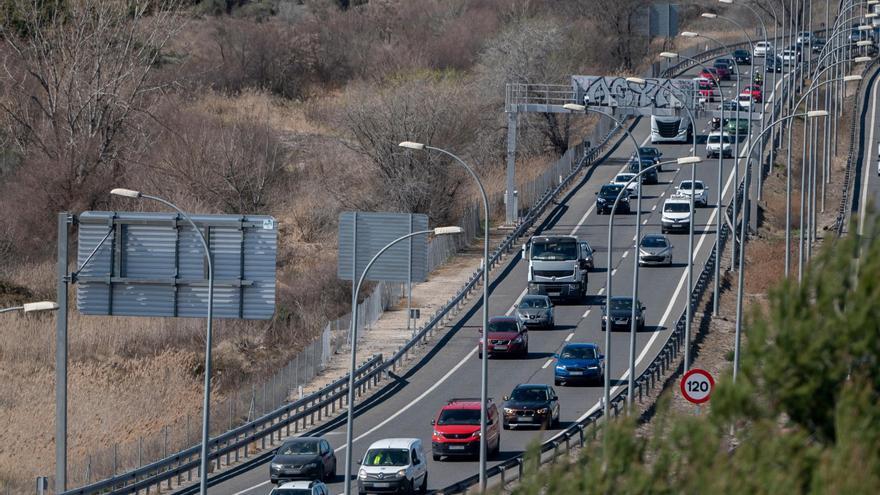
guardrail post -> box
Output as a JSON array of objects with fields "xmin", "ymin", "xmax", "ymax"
[{"xmin": 517, "ymin": 459, "xmax": 524, "ymax": 480}]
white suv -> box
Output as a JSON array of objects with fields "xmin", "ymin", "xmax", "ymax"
[
  {"xmin": 269, "ymin": 480, "xmax": 329, "ymax": 495},
  {"xmin": 661, "ymin": 194, "xmax": 693, "ymax": 234},
  {"xmin": 611, "ymin": 172, "xmax": 640, "ymax": 198},
  {"xmin": 676, "ymin": 180, "xmax": 709, "ymax": 207},
  {"xmin": 753, "ymin": 41, "xmax": 774, "ymax": 57},
  {"xmin": 358, "ymin": 438, "xmax": 428, "ymax": 494},
  {"xmin": 706, "ymin": 131, "xmax": 732, "ymax": 158}
]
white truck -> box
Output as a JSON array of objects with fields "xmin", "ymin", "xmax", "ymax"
[
  {"xmin": 522, "ymin": 235, "xmax": 592, "ymax": 301},
  {"xmin": 650, "ymin": 114, "xmax": 693, "ymax": 143}
]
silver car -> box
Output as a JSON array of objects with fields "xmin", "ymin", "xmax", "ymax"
[
  {"xmin": 516, "ymin": 295, "xmax": 555, "ymax": 329},
  {"xmin": 638, "ymin": 234, "xmax": 673, "ymax": 266}
]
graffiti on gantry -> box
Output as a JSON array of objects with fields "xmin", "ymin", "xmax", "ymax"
[{"xmin": 571, "ymin": 76, "xmax": 697, "ymax": 110}]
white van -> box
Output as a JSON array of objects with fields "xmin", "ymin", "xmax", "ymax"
[{"xmin": 358, "ymin": 438, "xmax": 428, "ymax": 494}]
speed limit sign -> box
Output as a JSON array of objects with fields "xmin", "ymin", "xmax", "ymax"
[{"xmin": 680, "ymin": 368, "xmax": 714, "ymax": 404}]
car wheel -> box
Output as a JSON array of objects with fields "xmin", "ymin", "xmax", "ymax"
[
  {"xmin": 554, "ymin": 377, "xmax": 562, "ymax": 386},
  {"xmin": 420, "ymin": 473, "xmax": 428, "ymax": 494},
  {"xmin": 553, "ymin": 412, "xmax": 560, "ymax": 428},
  {"xmin": 503, "ymin": 421, "xmax": 510, "ymax": 430},
  {"xmin": 433, "ymin": 453, "xmax": 441, "ymax": 461},
  {"xmin": 639, "ymin": 321, "xmax": 645, "ymax": 332},
  {"xmin": 521, "ymin": 345, "xmax": 529, "ymax": 357},
  {"xmin": 477, "ymin": 352, "xmax": 482, "ymax": 360}
]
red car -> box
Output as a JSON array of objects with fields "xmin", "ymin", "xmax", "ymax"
[
  {"xmin": 479, "ymin": 316, "xmax": 529, "ymax": 358},
  {"xmin": 431, "ymin": 398, "xmax": 501, "ymax": 460},
  {"xmin": 740, "ymin": 85, "xmax": 763, "ymax": 103},
  {"xmin": 712, "ymin": 62, "xmax": 731, "ymax": 81},
  {"xmin": 694, "ymin": 78, "xmax": 720, "ymax": 102},
  {"xmin": 698, "ymin": 67, "xmax": 721, "ymax": 85}
]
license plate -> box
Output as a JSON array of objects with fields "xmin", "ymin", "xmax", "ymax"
[
  {"xmin": 494, "ymin": 345, "xmax": 508, "ymax": 351},
  {"xmin": 448, "ymin": 445, "xmax": 465, "ymax": 450},
  {"xmin": 568, "ymin": 371, "xmax": 583, "ymax": 376},
  {"xmin": 373, "ymin": 482, "xmax": 390, "ymax": 488},
  {"xmin": 517, "ymin": 416, "xmax": 533, "ymax": 422},
  {"xmin": 549, "ymin": 292, "xmax": 560, "ymax": 296}
]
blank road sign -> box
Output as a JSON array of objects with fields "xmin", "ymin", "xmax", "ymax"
[
  {"xmin": 338, "ymin": 212, "xmax": 428, "ymax": 283},
  {"xmin": 76, "ymin": 211, "xmax": 278, "ymax": 319}
]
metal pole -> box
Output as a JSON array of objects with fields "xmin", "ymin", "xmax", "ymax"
[
  {"xmin": 55, "ymin": 213, "xmax": 70, "ymax": 493},
  {"xmin": 407, "ymin": 214, "xmax": 413, "ymax": 334},
  {"xmin": 342, "ymin": 230, "xmax": 436, "ymax": 495}
]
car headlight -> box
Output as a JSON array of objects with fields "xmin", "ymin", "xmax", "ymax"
[
  {"xmin": 588, "ymin": 365, "xmax": 600, "ymax": 370},
  {"xmin": 472, "ymin": 429, "xmax": 481, "ymax": 438},
  {"xmin": 513, "ymin": 335, "xmax": 524, "ymax": 343},
  {"xmin": 433, "ymin": 429, "xmax": 442, "ymax": 437},
  {"xmin": 504, "ymin": 407, "xmax": 513, "ymax": 414},
  {"xmin": 271, "ymin": 462, "xmax": 284, "ymax": 470},
  {"xmin": 305, "ymin": 462, "xmax": 319, "ymax": 469},
  {"xmin": 597, "ymin": 197, "xmax": 606, "ymax": 203},
  {"xmin": 555, "ymin": 365, "xmax": 566, "ymax": 371},
  {"xmin": 358, "ymin": 468, "xmax": 368, "ymax": 480},
  {"xmin": 397, "ymin": 469, "xmax": 408, "ymax": 479},
  {"xmin": 537, "ymin": 407, "xmax": 549, "ymax": 414},
  {"xmin": 517, "ymin": 312, "xmax": 526, "ymax": 319}
]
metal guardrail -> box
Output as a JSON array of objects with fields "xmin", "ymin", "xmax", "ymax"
[
  {"xmin": 436, "ymin": 34, "xmax": 807, "ymax": 495},
  {"xmin": 62, "ymin": 31, "xmax": 816, "ymax": 495},
  {"xmin": 837, "ymin": 58, "xmax": 879, "ymax": 235},
  {"xmin": 60, "ymin": 355, "xmax": 384, "ymax": 495}
]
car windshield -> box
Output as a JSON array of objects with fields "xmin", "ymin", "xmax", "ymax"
[
  {"xmin": 271, "ymin": 490, "xmax": 311, "ymax": 495},
  {"xmin": 600, "ymin": 184, "xmax": 625, "ymax": 198},
  {"xmin": 437, "ymin": 408, "xmax": 480, "ymax": 425},
  {"xmin": 531, "ymin": 240, "xmax": 578, "ymax": 261},
  {"xmin": 615, "ymin": 174, "xmax": 636, "ymax": 183},
  {"xmin": 609, "ymin": 298, "xmax": 632, "ymax": 310},
  {"xmin": 679, "ymin": 182, "xmax": 703, "ymax": 191},
  {"xmin": 560, "ymin": 347, "xmax": 597, "ymax": 360},
  {"xmin": 510, "ymin": 388, "xmax": 548, "ymax": 402},
  {"xmin": 708, "ymin": 135, "xmax": 731, "ymax": 144},
  {"xmin": 278, "ymin": 441, "xmax": 318, "ymax": 455},
  {"xmin": 665, "ymin": 202, "xmax": 691, "ymax": 213},
  {"xmin": 641, "ymin": 236, "xmax": 668, "ymax": 248},
  {"xmin": 488, "ymin": 320, "xmax": 518, "ymax": 333},
  {"xmin": 363, "ymin": 449, "xmax": 409, "ymax": 467},
  {"xmin": 519, "ymin": 298, "xmax": 548, "ymax": 309},
  {"xmin": 640, "ymin": 147, "xmax": 659, "ymax": 156}
]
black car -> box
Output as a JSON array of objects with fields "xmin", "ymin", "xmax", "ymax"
[
  {"xmin": 270, "ymin": 437, "xmax": 337, "ymax": 483},
  {"xmin": 628, "ymin": 157, "xmax": 659, "ymax": 184},
  {"xmin": 601, "ymin": 296, "xmax": 645, "ymax": 332},
  {"xmin": 812, "ymin": 38, "xmax": 826, "ymax": 53},
  {"xmin": 638, "ymin": 147, "xmax": 663, "ymax": 170},
  {"xmin": 502, "ymin": 384, "xmax": 560, "ymax": 429},
  {"xmin": 733, "ymin": 49, "xmax": 751, "ymax": 65},
  {"xmin": 765, "ymin": 55, "xmax": 784, "ymax": 73},
  {"xmin": 595, "ymin": 183, "xmax": 630, "ymax": 214}
]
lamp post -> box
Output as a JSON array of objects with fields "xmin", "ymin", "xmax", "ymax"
[
  {"xmin": 562, "ymin": 102, "xmax": 648, "ymax": 412},
  {"xmin": 661, "ymin": 51, "xmax": 729, "ymax": 320},
  {"xmin": 0, "ymin": 302, "xmax": 59, "ymax": 314},
  {"xmin": 397, "ymin": 141, "xmax": 490, "ymax": 491},
  {"xmin": 682, "ymin": 31, "xmax": 745, "ymax": 272},
  {"xmin": 731, "ymin": 110, "xmax": 828, "ymax": 383},
  {"xmin": 622, "ymin": 77, "xmax": 700, "ymax": 373},
  {"xmin": 111, "ymin": 188, "xmax": 215, "ymax": 495},
  {"xmin": 343, "ymin": 226, "xmax": 462, "ymax": 495}
]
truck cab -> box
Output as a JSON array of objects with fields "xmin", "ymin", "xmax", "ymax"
[{"xmin": 522, "ymin": 236, "xmax": 591, "ymax": 301}]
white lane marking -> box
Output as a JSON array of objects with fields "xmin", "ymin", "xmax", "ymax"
[
  {"xmin": 860, "ymin": 71, "xmax": 880, "ymax": 236},
  {"xmin": 338, "ymin": 344, "xmax": 480, "ymax": 452},
  {"xmin": 506, "ymin": 288, "xmax": 528, "ymax": 316},
  {"xmin": 565, "ymin": 332, "xmax": 575, "ymax": 342},
  {"xmin": 642, "ymin": 219, "xmax": 648, "ymax": 225},
  {"xmin": 582, "ymin": 308, "xmax": 591, "ymax": 318},
  {"xmin": 652, "ymin": 204, "xmax": 657, "ymax": 211},
  {"xmin": 568, "ymin": 106, "xmax": 746, "ymax": 425},
  {"xmin": 570, "ymin": 203, "xmax": 597, "ymax": 236},
  {"xmin": 233, "ymin": 482, "xmax": 269, "ymax": 495},
  {"xmin": 660, "ymin": 191, "xmax": 666, "ymax": 198},
  {"xmin": 611, "ymin": 268, "xmax": 617, "ymax": 276},
  {"xmin": 542, "ymin": 358, "xmax": 554, "ymax": 369},
  {"xmin": 622, "ymin": 251, "xmax": 629, "ymax": 258},
  {"xmin": 597, "ymin": 288, "xmax": 605, "ymax": 295}
]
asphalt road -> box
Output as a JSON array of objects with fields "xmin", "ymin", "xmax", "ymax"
[
  {"xmin": 211, "ymin": 64, "xmax": 781, "ymax": 495},
  {"xmin": 855, "ymin": 61, "xmax": 880, "ymax": 235}
]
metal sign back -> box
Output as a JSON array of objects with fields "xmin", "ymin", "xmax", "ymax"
[
  {"xmin": 337, "ymin": 212, "xmax": 429, "ymax": 283},
  {"xmin": 75, "ymin": 211, "xmax": 278, "ymax": 319},
  {"xmin": 571, "ymin": 76, "xmax": 697, "ymax": 116}
]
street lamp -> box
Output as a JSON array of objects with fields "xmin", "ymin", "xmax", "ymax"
[
  {"xmin": 563, "ymin": 102, "xmax": 649, "ymax": 412},
  {"xmin": 343, "ymin": 225, "xmax": 462, "ymax": 495},
  {"xmin": 661, "ymin": 50, "xmax": 729, "ymax": 321},
  {"xmin": 111, "ymin": 187, "xmax": 215, "ymax": 495},
  {"xmin": 397, "ymin": 141, "xmax": 491, "ymax": 491},
  {"xmin": 596, "ymin": 155, "xmax": 702, "ymax": 422},
  {"xmin": 0, "ymin": 301, "xmax": 59, "ymax": 314}
]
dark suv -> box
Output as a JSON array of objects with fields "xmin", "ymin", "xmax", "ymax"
[
  {"xmin": 269, "ymin": 437, "xmax": 337, "ymax": 484},
  {"xmin": 733, "ymin": 49, "xmax": 751, "ymax": 65},
  {"xmin": 431, "ymin": 398, "xmax": 501, "ymax": 460},
  {"xmin": 502, "ymin": 384, "xmax": 560, "ymax": 430},
  {"xmin": 628, "ymin": 157, "xmax": 659, "ymax": 184},
  {"xmin": 596, "ymin": 183, "xmax": 630, "ymax": 215},
  {"xmin": 638, "ymin": 147, "xmax": 663, "ymax": 168},
  {"xmin": 601, "ymin": 296, "xmax": 645, "ymax": 332}
]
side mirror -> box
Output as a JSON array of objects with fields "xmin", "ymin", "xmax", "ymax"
[
  {"xmin": 641, "ymin": 305, "xmax": 646, "ymax": 311},
  {"xmin": 598, "ymin": 354, "xmax": 605, "ymax": 360},
  {"xmin": 430, "ymin": 419, "xmax": 435, "ymax": 425},
  {"xmin": 553, "ymin": 353, "xmax": 559, "ymax": 359},
  {"xmin": 521, "ymin": 244, "xmax": 527, "ymax": 257},
  {"xmin": 357, "ymin": 460, "xmax": 362, "ymax": 465},
  {"xmin": 594, "ymin": 191, "xmax": 599, "ymax": 195},
  {"xmin": 503, "ymin": 395, "xmax": 510, "ymax": 401}
]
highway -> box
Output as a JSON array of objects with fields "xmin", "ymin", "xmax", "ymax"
[
  {"xmin": 855, "ymin": 61, "xmax": 880, "ymax": 235},
  {"xmin": 211, "ymin": 64, "xmax": 778, "ymax": 495}
]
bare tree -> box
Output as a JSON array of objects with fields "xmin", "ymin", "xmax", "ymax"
[
  {"xmin": 579, "ymin": 0, "xmax": 650, "ymax": 72},
  {"xmin": 0, "ymin": 0, "xmax": 183, "ymax": 202}
]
